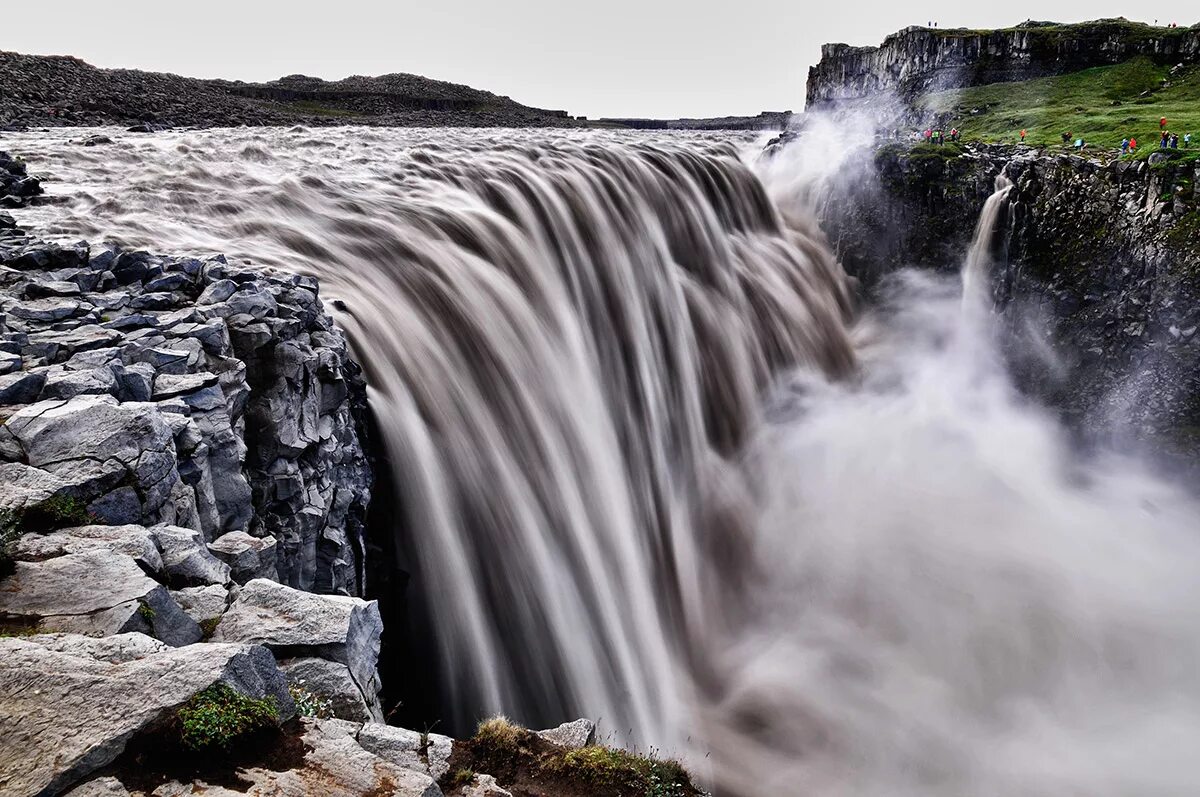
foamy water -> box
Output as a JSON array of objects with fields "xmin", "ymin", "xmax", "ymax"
[{"xmin": 5, "ymin": 126, "xmax": 1200, "ymax": 796}]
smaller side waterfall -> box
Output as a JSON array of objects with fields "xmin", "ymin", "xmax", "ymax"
[{"xmin": 962, "ymin": 174, "xmax": 1013, "ymax": 311}]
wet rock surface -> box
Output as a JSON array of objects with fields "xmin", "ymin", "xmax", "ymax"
[{"xmin": 812, "ymin": 141, "xmax": 1200, "ymax": 467}]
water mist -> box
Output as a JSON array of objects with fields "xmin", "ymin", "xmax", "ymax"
[{"xmin": 10, "ymin": 127, "xmax": 1200, "ymax": 796}]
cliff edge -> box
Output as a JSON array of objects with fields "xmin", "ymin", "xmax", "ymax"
[{"xmin": 807, "ymin": 19, "xmax": 1200, "ymax": 108}]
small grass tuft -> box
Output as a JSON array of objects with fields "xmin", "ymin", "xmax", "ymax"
[
  {"xmin": 137, "ymin": 601, "xmax": 156, "ymax": 622},
  {"xmin": 446, "ymin": 768, "xmax": 476, "ymax": 790},
  {"xmin": 176, "ymin": 683, "xmax": 279, "ymax": 751}
]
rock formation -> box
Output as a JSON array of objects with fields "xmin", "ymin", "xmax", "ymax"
[
  {"xmin": 806, "ymin": 141, "xmax": 1200, "ymax": 464},
  {"xmin": 807, "ymin": 19, "xmax": 1200, "ymax": 107}
]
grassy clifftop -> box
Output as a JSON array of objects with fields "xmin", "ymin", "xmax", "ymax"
[{"xmin": 919, "ymin": 57, "xmax": 1200, "ymax": 150}]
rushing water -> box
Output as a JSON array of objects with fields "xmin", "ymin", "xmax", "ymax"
[{"xmin": 6, "ymin": 127, "xmax": 1200, "ymax": 795}]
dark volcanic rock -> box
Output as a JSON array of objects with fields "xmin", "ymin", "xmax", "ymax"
[
  {"xmin": 0, "ymin": 50, "xmax": 581, "ymax": 129},
  {"xmin": 809, "ymin": 139, "xmax": 1200, "ymax": 464}
]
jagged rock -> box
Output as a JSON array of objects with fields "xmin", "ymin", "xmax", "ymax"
[
  {"xmin": 170, "ymin": 584, "xmax": 229, "ymax": 624},
  {"xmin": 0, "ymin": 368, "xmax": 46, "ymax": 403},
  {"xmin": 356, "ymin": 723, "xmax": 455, "ymax": 781},
  {"xmin": 0, "ymin": 461, "xmax": 73, "ymax": 513},
  {"xmin": 146, "ymin": 524, "xmax": 231, "ymax": 586},
  {"xmin": 0, "ymin": 636, "xmax": 292, "ymax": 797},
  {"xmin": 2, "ymin": 395, "xmax": 198, "ymax": 528},
  {"xmin": 536, "ymin": 718, "xmax": 596, "ymax": 749},
  {"xmin": 280, "ymin": 657, "xmax": 382, "ymax": 723},
  {"xmin": 213, "ymin": 578, "xmax": 383, "ymax": 710},
  {"xmin": 461, "ymin": 774, "xmax": 514, "ymax": 797},
  {"xmin": 207, "ymin": 530, "xmax": 279, "ymax": 583},
  {"xmin": 13, "ymin": 524, "xmax": 165, "ymax": 574},
  {"xmin": 0, "ymin": 550, "xmax": 201, "ymax": 645}
]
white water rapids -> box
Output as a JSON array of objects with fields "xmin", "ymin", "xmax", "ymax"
[{"xmin": 6, "ymin": 127, "xmax": 1200, "ymax": 796}]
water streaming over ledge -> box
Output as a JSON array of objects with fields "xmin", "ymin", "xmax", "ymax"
[{"xmin": 9, "ymin": 128, "xmax": 1200, "ymax": 795}]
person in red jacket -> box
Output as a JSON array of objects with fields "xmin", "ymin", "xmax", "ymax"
[{"xmin": 1161, "ymin": 116, "xmax": 1168, "ymax": 130}]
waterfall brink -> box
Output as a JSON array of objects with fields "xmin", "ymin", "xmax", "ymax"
[
  {"xmin": 962, "ymin": 174, "xmax": 1013, "ymax": 312},
  {"xmin": 323, "ymin": 141, "xmax": 856, "ymax": 742},
  {"xmin": 12, "ymin": 129, "xmax": 856, "ymax": 745},
  {"xmin": 15, "ymin": 128, "xmax": 1200, "ymax": 796}
]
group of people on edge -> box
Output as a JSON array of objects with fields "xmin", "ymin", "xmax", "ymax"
[{"xmin": 921, "ymin": 127, "xmax": 960, "ymax": 144}]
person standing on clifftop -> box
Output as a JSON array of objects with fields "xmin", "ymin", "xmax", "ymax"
[
  {"xmin": 1020, "ymin": 129, "xmax": 1027, "ymax": 143},
  {"xmin": 1161, "ymin": 117, "xmax": 1168, "ymax": 130},
  {"xmin": 1186, "ymin": 133, "xmax": 1193, "ymax": 148},
  {"xmin": 1121, "ymin": 138, "xmax": 1130, "ymax": 154}
]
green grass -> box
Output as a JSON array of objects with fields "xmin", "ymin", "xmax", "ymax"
[
  {"xmin": 919, "ymin": 57, "xmax": 1200, "ymax": 150},
  {"xmin": 176, "ymin": 683, "xmax": 279, "ymax": 751}
]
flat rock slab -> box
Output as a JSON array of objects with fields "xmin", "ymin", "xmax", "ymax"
[
  {"xmin": 0, "ymin": 636, "xmax": 292, "ymax": 797},
  {"xmin": 213, "ymin": 579, "xmax": 382, "ymax": 702},
  {"xmin": 356, "ymin": 722, "xmax": 455, "ymax": 781},
  {"xmin": 0, "ymin": 550, "xmax": 200, "ymax": 645}
]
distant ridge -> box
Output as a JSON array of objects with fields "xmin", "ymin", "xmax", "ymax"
[{"xmin": 0, "ymin": 50, "xmax": 580, "ymax": 129}]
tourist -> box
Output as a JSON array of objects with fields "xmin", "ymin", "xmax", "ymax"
[
  {"xmin": 1170, "ymin": 133, "xmax": 1179, "ymax": 149},
  {"xmin": 1131, "ymin": 137, "xmax": 1137, "ymax": 151},
  {"xmin": 1121, "ymin": 138, "xmax": 1130, "ymax": 154},
  {"xmin": 1161, "ymin": 131, "xmax": 1169, "ymax": 149},
  {"xmin": 1020, "ymin": 129, "xmax": 1027, "ymax": 143},
  {"xmin": 1161, "ymin": 116, "xmax": 1168, "ymax": 130},
  {"xmin": 1062, "ymin": 131, "xmax": 1072, "ymax": 145},
  {"xmin": 924, "ymin": 128, "xmax": 933, "ymax": 142},
  {"xmin": 1075, "ymin": 138, "xmax": 1084, "ymax": 151},
  {"xmin": 1186, "ymin": 133, "xmax": 1192, "ymax": 148}
]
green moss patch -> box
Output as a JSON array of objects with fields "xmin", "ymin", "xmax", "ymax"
[{"xmin": 177, "ymin": 683, "xmax": 279, "ymax": 752}]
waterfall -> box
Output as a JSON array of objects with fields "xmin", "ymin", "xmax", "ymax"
[
  {"xmin": 12, "ymin": 128, "xmax": 1200, "ymax": 796},
  {"xmin": 962, "ymin": 174, "xmax": 1013, "ymax": 311}
]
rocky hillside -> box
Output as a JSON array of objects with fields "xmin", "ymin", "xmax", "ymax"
[
  {"xmin": 803, "ymin": 140, "xmax": 1199, "ymax": 463},
  {"xmin": 807, "ymin": 19, "xmax": 1200, "ymax": 108},
  {"xmin": 0, "ymin": 51, "xmax": 579, "ymax": 129}
]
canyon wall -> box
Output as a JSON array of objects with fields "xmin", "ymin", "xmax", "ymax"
[
  {"xmin": 813, "ymin": 143, "xmax": 1200, "ymax": 460},
  {"xmin": 806, "ymin": 20, "xmax": 1200, "ymax": 107}
]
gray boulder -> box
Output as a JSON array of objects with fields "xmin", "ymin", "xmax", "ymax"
[
  {"xmin": 147, "ymin": 524, "xmax": 231, "ymax": 587},
  {"xmin": 170, "ymin": 584, "xmax": 229, "ymax": 625},
  {"xmin": 0, "ymin": 636, "xmax": 292, "ymax": 797},
  {"xmin": 462, "ymin": 774, "xmax": 513, "ymax": 797},
  {"xmin": 0, "ymin": 550, "xmax": 201, "ymax": 645},
  {"xmin": 207, "ymin": 531, "xmax": 278, "ymax": 583},
  {"xmin": 357, "ymin": 723, "xmax": 455, "ymax": 781},
  {"xmin": 280, "ymin": 657, "xmax": 382, "ymax": 723},
  {"xmin": 536, "ymin": 718, "xmax": 597, "ymax": 749},
  {"xmin": 213, "ymin": 578, "xmax": 382, "ymax": 711}
]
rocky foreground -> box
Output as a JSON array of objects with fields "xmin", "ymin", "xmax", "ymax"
[{"xmin": 0, "ymin": 151, "xmax": 696, "ymax": 796}]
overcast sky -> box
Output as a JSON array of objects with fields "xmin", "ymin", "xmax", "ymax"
[{"xmin": 4, "ymin": 2, "xmax": 1192, "ymax": 118}]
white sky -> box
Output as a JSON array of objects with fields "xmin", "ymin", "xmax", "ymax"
[{"xmin": 3, "ymin": 2, "xmax": 1193, "ymax": 118}]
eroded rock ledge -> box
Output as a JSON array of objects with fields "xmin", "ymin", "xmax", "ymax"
[{"xmin": 0, "ymin": 201, "xmax": 370, "ymax": 594}]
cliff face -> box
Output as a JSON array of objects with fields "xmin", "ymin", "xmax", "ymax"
[
  {"xmin": 806, "ymin": 20, "xmax": 1200, "ymax": 107},
  {"xmin": 0, "ymin": 205, "xmax": 371, "ymax": 595},
  {"xmin": 813, "ymin": 143, "xmax": 1200, "ymax": 460}
]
